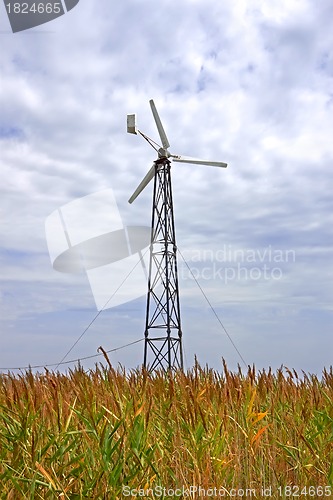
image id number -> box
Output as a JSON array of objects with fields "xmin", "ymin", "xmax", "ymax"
[
  {"xmin": 6, "ymin": 3, "xmax": 62, "ymax": 14},
  {"xmin": 278, "ymin": 485, "xmax": 332, "ymax": 496}
]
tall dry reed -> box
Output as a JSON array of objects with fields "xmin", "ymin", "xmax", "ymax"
[{"xmin": 0, "ymin": 360, "xmax": 332, "ymax": 498}]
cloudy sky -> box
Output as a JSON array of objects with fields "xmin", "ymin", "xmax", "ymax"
[{"xmin": 0, "ymin": 0, "xmax": 332, "ymax": 375}]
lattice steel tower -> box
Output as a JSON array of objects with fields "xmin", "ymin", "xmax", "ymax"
[{"xmin": 143, "ymin": 158, "xmax": 183, "ymax": 371}]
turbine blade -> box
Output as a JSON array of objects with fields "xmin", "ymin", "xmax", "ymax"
[
  {"xmin": 172, "ymin": 155, "xmax": 227, "ymax": 168},
  {"xmin": 128, "ymin": 164, "xmax": 156, "ymax": 204},
  {"xmin": 149, "ymin": 99, "xmax": 170, "ymax": 150}
]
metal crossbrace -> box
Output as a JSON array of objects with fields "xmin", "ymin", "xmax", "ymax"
[
  {"xmin": 143, "ymin": 159, "xmax": 183, "ymax": 372},
  {"xmin": 147, "ymin": 338, "xmax": 182, "ymax": 372}
]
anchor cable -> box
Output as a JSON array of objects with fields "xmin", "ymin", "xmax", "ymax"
[{"xmin": 178, "ymin": 247, "xmax": 247, "ymax": 368}]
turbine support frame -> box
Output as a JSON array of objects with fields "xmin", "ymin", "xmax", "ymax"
[{"xmin": 143, "ymin": 158, "xmax": 184, "ymax": 372}]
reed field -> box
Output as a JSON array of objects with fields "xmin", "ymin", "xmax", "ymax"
[{"xmin": 0, "ymin": 358, "xmax": 333, "ymax": 499}]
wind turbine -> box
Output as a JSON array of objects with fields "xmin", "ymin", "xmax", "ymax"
[{"xmin": 127, "ymin": 99, "xmax": 227, "ymax": 372}]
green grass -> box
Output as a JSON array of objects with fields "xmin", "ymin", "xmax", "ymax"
[{"xmin": 0, "ymin": 360, "xmax": 332, "ymax": 498}]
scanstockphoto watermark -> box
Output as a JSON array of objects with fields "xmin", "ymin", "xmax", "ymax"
[
  {"xmin": 122, "ymin": 485, "xmax": 258, "ymax": 497},
  {"xmin": 180, "ymin": 245, "xmax": 296, "ymax": 284}
]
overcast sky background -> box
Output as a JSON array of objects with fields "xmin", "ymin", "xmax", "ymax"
[{"xmin": 0, "ymin": 0, "xmax": 332, "ymax": 375}]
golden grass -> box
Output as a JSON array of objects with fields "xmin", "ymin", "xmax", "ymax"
[{"xmin": 0, "ymin": 359, "xmax": 332, "ymax": 498}]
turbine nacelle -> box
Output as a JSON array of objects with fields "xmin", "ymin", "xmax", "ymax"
[
  {"xmin": 158, "ymin": 147, "xmax": 171, "ymax": 159},
  {"xmin": 127, "ymin": 99, "xmax": 227, "ymax": 203}
]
